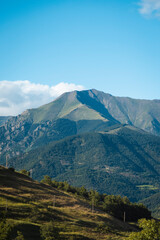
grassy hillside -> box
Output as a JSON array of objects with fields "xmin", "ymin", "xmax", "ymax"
[
  {"xmin": 10, "ymin": 125, "xmax": 160, "ymax": 203},
  {"xmin": 0, "ymin": 166, "xmax": 136, "ymax": 240}
]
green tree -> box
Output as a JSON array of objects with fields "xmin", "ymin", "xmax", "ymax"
[
  {"xmin": 57, "ymin": 182, "xmax": 64, "ymax": 190},
  {"xmin": 79, "ymin": 186, "xmax": 88, "ymax": 198},
  {"xmin": 63, "ymin": 181, "xmax": 71, "ymax": 192},
  {"xmin": 41, "ymin": 175, "xmax": 52, "ymax": 186},
  {"xmin": 89, "ymin": 190, "xmax": 100, "ymax": 207},
  {"xmin": 128, "ymin": 218, "xmax": 160, "ymax": 240},
  {"xmin": 40, "ymin": 221, "xmax": 60, "ymax": 240}
]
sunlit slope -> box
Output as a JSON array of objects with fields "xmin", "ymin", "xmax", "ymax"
[
  {"xmin": 0, "ymin": 165, "xmax": 135, "ymax": 240},
  {"xmin": 27, "ymin": 90, "xmax": 118, "ymax": 123}
]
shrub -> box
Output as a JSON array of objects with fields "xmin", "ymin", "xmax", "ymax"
[{"xmin": 41, "ymin": 176, "xmax": 52, "ymax": 186}]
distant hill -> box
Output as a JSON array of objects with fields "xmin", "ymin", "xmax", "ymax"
[
  {"xmin": 11, "ymin": 125, "xmax": 160, "ymax": 203},
  {"xmin": 0, "ymin": 165, "xmax": 136, "ymax": 240}
]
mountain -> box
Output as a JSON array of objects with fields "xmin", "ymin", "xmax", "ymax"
[
  {"xmin": 0, "ymin": 165, "xmax": 136, "ymax": 240},
  {"xmin": 1, "ymin": 89, "xmax": 160, "ymax": 163},
  {"xmin": 0, "ymin": 90, "xmax": 120, "ymax": 162},
  {"xmin": 11, "ymin": 124, "xmax": 160, "ymax": 203},
  {"xmin": 0, "ymin": 89, "xmax": 160, "ymax": 209}
]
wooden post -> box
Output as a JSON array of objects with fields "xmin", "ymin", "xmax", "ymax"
[
  {"xmin": 92, "ymin": 199, "xmax": 94, "ymax": 213},
  {"xmin": 30, "ymin": 169, "xmax": 33, "ymax": 178},
  {"xmin": 6, "ymin": 199, "xmax": 8, "ymax": 212},
  {"xmin": 6, "ymin": 155, "xmax": 8, "ymax": 168},
  {"xmin": 53, "ymin": 195, "xmax": 56, "ymax": 207},
  {"xmin": 124, "ymin": 211, "xmax": 126, "ymax": 222}
]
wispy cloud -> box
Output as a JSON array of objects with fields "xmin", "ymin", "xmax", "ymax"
[
  {"xmin": 138, "ymin": 0, "xmax": 160, "ymax": 17},
  {"xmin": 0, "ymin": 80, "xmax": 85, "ymax": 116}
]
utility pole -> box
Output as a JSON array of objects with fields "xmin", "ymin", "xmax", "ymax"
[
  {"xmin": 6, "ymin": 154, "xmax": 8, "ymax": 168},
  {"xmin": 92, "ymin": 198, "xmax": 94, "ymax": 214},
  {"xmin": 6, "ymin": 144, "xmax": 9, "ymax": 168},
  {"xmin": 30, "ymin": 169, "xmax": 33, "ymax": 178},
  {"xmin": 53, "ymin": 195, "xmax": 56, "ymax": 207},
  {"xmin": 124, "ymin": 211, "xmax": 126, "ymax": 222},
  {"xmin": 5, "ymin": 199, "xmax": 8, "ymax": 212}
]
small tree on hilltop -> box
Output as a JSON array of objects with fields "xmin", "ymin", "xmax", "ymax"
[{"xmin": 41, "ymin": 175, "xmax": 52, "ymax": 186}]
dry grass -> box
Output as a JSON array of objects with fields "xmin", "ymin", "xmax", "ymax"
[{"xmin": 0, "ymin": 166, "xmax": 135, "ymax": 239}]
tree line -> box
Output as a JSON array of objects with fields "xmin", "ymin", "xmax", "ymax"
[{"xmin": 41, "ymin": 175, "xmax": 151, "ymax": 222}]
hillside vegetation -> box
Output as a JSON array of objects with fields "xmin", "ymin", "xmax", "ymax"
[
  {"xmin": 0, "ymin": 89, "xmax": 160, "ymax": 219},
  {"xmin": 0, "ymin": 165, "xmax": 139, "ymax": 240},
  {"xmin": 11, "ymin": 125, "xmax": 160, "ymax": 204}
]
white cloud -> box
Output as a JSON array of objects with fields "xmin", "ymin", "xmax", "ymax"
[
  {"xmin": 138, "ymin": 0, "xmax": 160, "ymax": 17},
  {"xmin": 0, "ymin": 80, "xmax": 85, "ymax": 116}
]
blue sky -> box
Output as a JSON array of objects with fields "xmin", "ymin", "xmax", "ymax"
[{"xmin": 0, "ymin": 0, "xmax": 160, "ymax": 115}]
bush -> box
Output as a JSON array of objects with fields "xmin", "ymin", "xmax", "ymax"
[{"xmin": 41, "ymin": 176, "xmax": 52, "ymax": 186}]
